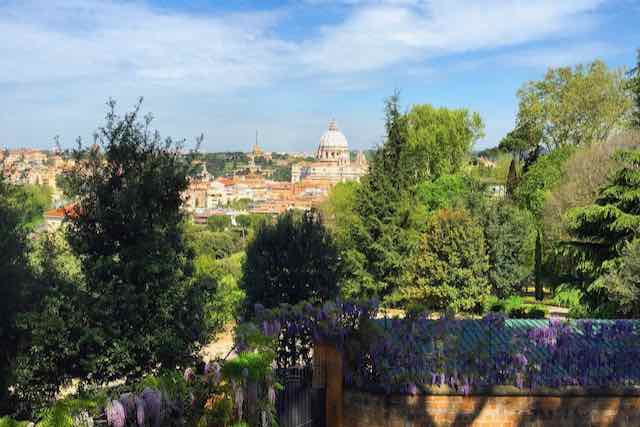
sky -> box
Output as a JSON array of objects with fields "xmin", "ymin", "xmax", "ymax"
[{"xmin": 1, "ymin": 0, "xmax": 639, "ymax": 153}]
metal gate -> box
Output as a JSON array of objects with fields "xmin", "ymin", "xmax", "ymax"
[{"xmin": 275, "ymin": 366, "xmax": 325, "ymax": 427}]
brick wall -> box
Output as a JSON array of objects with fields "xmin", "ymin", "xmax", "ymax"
[{"xmin": 344, "ymin": 390, "xmax": 640, "ymax": 427}]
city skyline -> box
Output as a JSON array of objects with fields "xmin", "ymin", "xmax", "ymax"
[{"xmin": 1, "ymin": 0, "xmax": 639, "ymax": 152}]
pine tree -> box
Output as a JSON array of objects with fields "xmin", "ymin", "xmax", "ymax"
[
  {"xmin": 566, "ymin": 149, "xmax": 640, "ymax": 310},
  {"xmin": 345, "ymin": 94, "xmax": 421, "ymax": 300}
]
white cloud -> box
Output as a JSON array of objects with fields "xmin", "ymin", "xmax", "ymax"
[
  {"xmin": 0, "ymin": 0, "xmax": 607, "ymax": 87},
  {"xmin": 0, "ymin": 0, "xmax": 295, "ymax": 90},
  {"xmin": 302, "ymin": 0, "xmax": 604, "ymax": 73},
  {"xmin": 0, "ymin": 0, "xmax": 616, "ymax": 149}
]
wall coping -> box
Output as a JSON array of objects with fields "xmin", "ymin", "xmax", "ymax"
[{"xmin": 345, "ymin": 385, "xmax": 640, "ymax": 397}]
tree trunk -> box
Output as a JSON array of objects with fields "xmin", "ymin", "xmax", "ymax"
[{"xmin": 534, "ymin": 230, "xmax": 544, "ymax": 301}]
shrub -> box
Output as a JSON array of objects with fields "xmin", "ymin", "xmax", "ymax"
[
  {"xmin": 485, "ymin": 296, "xmax": 548, "ymax": 319},
  {"xmin": 402, "ymin": 208, "xmax": 490, "ymax": 313},
  {"xmin": 552, "ymin": 284, "xmax": 584, "ymax": 308}
]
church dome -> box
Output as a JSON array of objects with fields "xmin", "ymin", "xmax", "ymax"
[{"xmin": 319, "ymin": 120, "xmax": 348, "ymax": 150}]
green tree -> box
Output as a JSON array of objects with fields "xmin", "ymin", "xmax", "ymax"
[
  {"xmin": 514, "ymin": 146, "xmax": 575, "ymax": 217},
  {"xmin": 207, "ymin": 214, "xmax": 232, "ymax": 231},
  {"xmin": 499, "ymin": 122, "xmax": 542, "ymax": 160},
  {"xmin": 414, "ymin": 173, "xmax": 472, "ymax": 212},
  {"xmin": 320, "ymin": 181, "xmax": 360, "ymax": 244},
  {"xmin": 402, "ymin": 209, "xmax": 490, "ymax": 313},
  {"xmin": 13, "ymin": 231, "xmax": 85, "ymax": 415},
  {"xmin": 482, "ymin": 201, "xmax": 536, "ymax": 298},
  {"xmin": 506, "ymin": 158, "xmax": 518, "ymax": 199},
  {"xmin": 0, "ymin": 177, "xmax": 36, "ymax": 413},
  {"xmin": 241, "ymin": 209, "xmax": 341, "ymax": 311},
  {"xmin": 406, "ymin": 104, "xmax": 484, "ymax": 180},
  {"xmin": 565, "ymin": 149, "xmax": 640, "ymax": 311},
  {"xmin": 346, "ymin": 94, "xmax": 422, "ymax": 300},
  {"xmin": 63, "ymin": 99, "xmax": 208, "ymax": 384},
  {"xmin": 601, "ymin": 238, "xmax": 640, "ymax": 317},
  {"xmin": 516, "ymin": 60, "xmax": 631, "ymax": 150},
  {"xmin": 193, "ymin": 252, "xmax": 245, "ymax": 336},
  {"xmin": 186, "ymin": 227, "xmax": 243, "ymax": 259},
  {"xmin": 18, "ymin": 184, "xmax": 52, "ymax": 228}
]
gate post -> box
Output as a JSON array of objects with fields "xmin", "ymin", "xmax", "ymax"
[{"xmin": 313, "ymin": 342, "xmax": 343, "ymax": 427}]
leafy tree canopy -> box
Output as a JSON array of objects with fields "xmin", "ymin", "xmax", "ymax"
[
  {"xmin": 566, "ymin": 149, "xmax": 640, "ymax": 269},
  {"xmin": 406, "ymin": 104, "xmax": 484, "ymax": 181},
  {"xmin": 514, "ymin": 145, "xmax": 575, "ymax": 217},
  {"xmin": 481, "ymin": 201, "xmax": 536, "ymax": 298},
  {"xmin": 414, "ymin": 173, "xmax": 473, "ymax": 212},
  {"xmin": 401, "ymin": 208, "xmax": 490, "ymax": 313},
  {"xmin": 0, "ymin": 176, "xmax": 37, "ymax": 413},
  {"xmin": 60, "ymin": 99, "xmax": 209, "ymax": 384},
  {"xmin": 241, "ymin": 209, "xmax": 341, "ymax": 312},
  {"xmin": 517, "ymin": 60, "xmax": 631, "ymax": 150},
  {"xmin": 206, "ymin": 214, "xmax": 232, "ymax": 232}
]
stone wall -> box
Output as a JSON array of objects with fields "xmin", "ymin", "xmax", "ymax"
[{"xmin": 344, "ymin": 390, "xmax": 640, "ymax": 427}]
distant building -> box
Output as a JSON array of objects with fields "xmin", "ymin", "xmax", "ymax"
[{"xmin": 291, "ymin": 120, "xmax": 368, "ymax": 184}]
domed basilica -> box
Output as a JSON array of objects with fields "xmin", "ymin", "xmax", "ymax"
[{"xmin": 291, "ymin": 120, "xmax": 368, "ymax": 184}]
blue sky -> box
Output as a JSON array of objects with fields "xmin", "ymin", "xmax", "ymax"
[{"xmin": 1, "ymin": 0, "xmax": 639, "ymax": 153}]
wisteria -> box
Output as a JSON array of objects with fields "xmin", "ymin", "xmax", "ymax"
[
  {"xmin": 254, "ymin": 300, "xmax": 640, "ymax": 395},
  {"xmin": 105, "ymin": 400, "xmax": 125, "ymax": 427}
]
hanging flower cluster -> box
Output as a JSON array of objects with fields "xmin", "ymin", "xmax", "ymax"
[
  {"xmin": 104, "ymin": 388, "xmax": 166, "ymax": 427},
  {"xmin": 253, "ymin": 300, "xmax": 640, "ymax": 395}
]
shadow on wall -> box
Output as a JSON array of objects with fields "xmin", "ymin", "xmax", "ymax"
[{"xmin": 343, "ymin": 391, "xmax": 640, "ymax": 427}]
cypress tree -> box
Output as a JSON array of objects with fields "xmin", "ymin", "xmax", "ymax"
[{"xmin": 506, "ymin": 157, "xmax": 518, "ymax": 199}]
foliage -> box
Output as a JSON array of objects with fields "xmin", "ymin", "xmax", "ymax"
[
  {"xmin": 405, "ymin": 104, "xmax": 484, "ymax": 180},
  {"xmin": 15, "ymin": 184, "xmax": 53, "ymax": 228},
  {"xmin": 187, "ymin": 226, "xmax": 244, "ymax": 260},
  {"xmin": 59, "ymin": 99, "xmax": 209, "ymax": 385},
  {"xmin": 552, "ymin": 284, "xmax": 588, "ymax": 318},
  {"xmin": 194, "ymin": 252, "xmax": 245, "ymax": 338},
  {"xmin": 207, "ymin": 215, "xmax": 232, "ymax": 232},
  {"xmin": 241, "ymin": 209, "xmax": 341, "ymax": 312},
  {"xmin": 565, "ymin": 149, "xmax": 640, "ymax": 312},
  {"xmin": 221, "ymin": 353, "xmax": 272, "ymax": 383},
  {"xmin": 0, "ymin": 176, "xmax": 39, "ymax": 414},
  {"xmin": 514, "ymin": 145, "xmax": 575, "ymax": 217},
  {"xmin": 600, "ymin": 238, "xmax": 640, "ymax": 317},
  {"xmin": 414, "ymin": 174, "xmax": 472, "ymax": 212},
  {"xmin": 319, "ymin": 181, "xmax": 360, "ymax": 245},
  {"xmin": 0, "ymin": 417, "xmax": 30, "ymax": 427},
  {"xmin": 252, "ymin": 299, "xmax": 379, "ymax": 369},
  {"xmin": 402, "ymin": 209, "xmax": 490, "ymax": 313},
  {"xmin": 481, "ymin": 201, "xmax": 536, "ymax": 297},
  {"xmin": 485, "ymin": 296, "xmax": 547, "ymax": 319},
  {"xmin": 12, "ymin": 231, "xmax": 86, "ymax": 416},
  {"xmin": 344, "ymin": 94, "xmax": 424, "ymax": 300},
  {"xmin": 499, "ymin": 122, "xmax": 542, "ymax": 159},
  {"xmin": 270, "ymin": 165, "xmax": 291, "ymax": 182},
  {"xmin": 516, "ymin": 60, "xmax": 631, "ymax": 150},
  {"xmin": 543, "ymin": 132, "xmax": 640, "ymax": 243}
]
